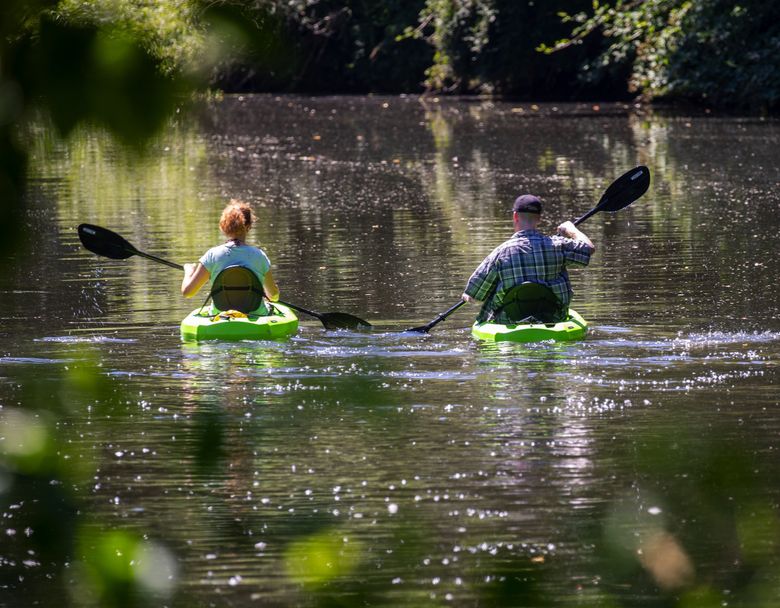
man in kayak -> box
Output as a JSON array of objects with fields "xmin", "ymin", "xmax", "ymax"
[
  {"xmin": 462, "ymin": 194, "xmax": 595, "ymax": 322},
  {"xmin": 181, "ymin": 200, "xmax": 280, "ymax": 312}
]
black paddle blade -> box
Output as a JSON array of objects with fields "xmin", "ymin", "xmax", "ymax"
[
  {"xmin": 78, "ymin": 224, "xmax": 137, "ymax": 259},
  {"xmin": 320, "ymin": 313, "xmax": 373, "ymax": 331},
  {"xmin": 597, "ymin": 165, "xmax": 650, "ymax": 212}
]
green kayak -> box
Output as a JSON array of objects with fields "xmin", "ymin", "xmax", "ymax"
[
  {"xmin": 471, "ymin": 309, "xmax": 588, "ymax": 343},
  {"xmin": 181, "ymin": 303, "xmax": 299, "ymax": 342}
]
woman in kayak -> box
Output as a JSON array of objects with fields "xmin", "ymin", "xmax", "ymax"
[{"xmin": 181, "ymin": 200, "xmax": 280, "ymax": 310}]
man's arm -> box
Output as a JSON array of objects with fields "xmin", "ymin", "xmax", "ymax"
[
  {"xmin": 462, "ymin": 255, "xmax": 498, "ymax": 304},
  {"xmin": 557, "ymin": 221, "xmax": 595, "ymax": 251}
]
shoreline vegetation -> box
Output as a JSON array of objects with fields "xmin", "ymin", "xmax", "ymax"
[
  {"xmin": 0, "ymin": 0, "xmax": 780, "ymax": 251},
  {"xmin": 1, "ymin": 0, "xmax": 777, "ymax": 251},
  {"xmin": 50, "ymin": 0, "xmax": 780, "ymax": 115}
]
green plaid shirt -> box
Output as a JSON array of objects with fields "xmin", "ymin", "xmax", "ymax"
[{"xmin": 464, "ymin": 230, "xmax": 593, "ymax": 322}]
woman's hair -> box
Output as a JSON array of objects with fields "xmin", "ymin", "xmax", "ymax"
[{"xmin": 219, "ymin": 199, "xmax": 255, "ymax": 238}]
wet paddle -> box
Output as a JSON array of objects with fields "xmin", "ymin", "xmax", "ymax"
[
  {"xmin": 407, "ymin": 165, "xmax": 651, "ymax": 333},
  {"xmin": 77, "ymin": 223, "xmax": 372, "ymax": 330},
  {"xmin": 406, "ymin": 300, "xmax": 466, "ymax": 334},
  {"xmin": 573, "ymin": 165, "xmax": 650, "ymax": 225}
]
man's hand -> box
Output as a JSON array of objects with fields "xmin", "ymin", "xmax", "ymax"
[
  {"xmin": 557, "ymin": 221, "xmax": 578, "ymax": 238},
  {"xmin": 557, "ymin": 221, "xmax": 595, "ymax": 250}
]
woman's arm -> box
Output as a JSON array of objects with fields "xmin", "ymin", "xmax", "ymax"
[
  {"xmin": 181, "ymin": 263, "xmax": 210, "ymax": 297},
  {"xmin": 263, "ymin": 270, "xmax": 280, "ymax": 302}
]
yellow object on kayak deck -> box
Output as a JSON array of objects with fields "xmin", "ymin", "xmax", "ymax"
[{"xmin": 213, "ymin": 310, "xmax": 248, "ymax": 321}]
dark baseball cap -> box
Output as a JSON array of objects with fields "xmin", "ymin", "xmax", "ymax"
[{"xmin": 512, "ymin": 194, "xmax": 542, "ymax": 214}]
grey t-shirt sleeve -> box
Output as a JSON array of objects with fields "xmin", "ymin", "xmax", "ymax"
[{"xmin": 199, "ymin": 246, "xmax": 219, "ymax": 275}]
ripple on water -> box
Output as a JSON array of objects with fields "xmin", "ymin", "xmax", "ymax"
[
  {"xmin": 596, "ymin": 329, "xmax": 780, "ymax": 349},
  {"xmin": 35, "ymin": 335, "xmax": 138, "ymax": 344},
  {"xmin": 673, "ymin": 329, "xmax": 780, "ymax": 346},
  {"xmin": 0, "ymin": 356, "xmax": 71, "ymax": 365}
]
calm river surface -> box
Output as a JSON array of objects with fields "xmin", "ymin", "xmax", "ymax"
[{"xmin": 2, "ymin": 96, "xmax": 779, "ymax": 607}]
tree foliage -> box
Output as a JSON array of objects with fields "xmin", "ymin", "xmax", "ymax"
[
  {"xmin": 0, "ymin": 0, "xmax": 200, "ymax": 255},
  {"xmin": 542, "ymin": 0, "xmax": 780, "ymax": 112},
  {"xmin": 409, "ymin": 0, "xmax": 610, "ymax": 99},
  {"xmin": 6, "ymin": 0, "xmax": 778, "ymax": 110},
  {"xmin": 207, "ymin": 0, "xmax": 431, "ymax": 92}
]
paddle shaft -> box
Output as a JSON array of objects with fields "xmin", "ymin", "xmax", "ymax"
[
  {"xmin": 134, "ymin": 248, "xmax": 184, "ymax": 271},
  {"xmin": 277, "ymin": 300, "xmax": 324, "ymax": 320},
  {"xmin": 572, "ymin": 207, "xmax": 598, "ymax": 226},
  {"xmin": 409, "ymin": 300, "xmax": 466, "ymax": 333}
]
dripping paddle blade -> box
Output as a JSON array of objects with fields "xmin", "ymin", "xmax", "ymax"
[
  {"xmin": 596, "ymin": 165, "xmax": 651, "ymax": 213},
  {"xmin": 573, "ymin": 165, "xmax": 651, "ymax": 225},
  {"xmin": 319, "ymin": 313, "xmax": 373, "ymax": 330},
  {"xmin": 278, "ymin": 300, "xmax": 373, "ymax": 330},
  {"xmin": 78, "ymin": 223, "xmax": 136, "ymax": 259}
]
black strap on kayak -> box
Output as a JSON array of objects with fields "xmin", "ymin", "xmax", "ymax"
[{"xmin": 197, "ymin": 291, "xmax": 212, "ymax": 317}]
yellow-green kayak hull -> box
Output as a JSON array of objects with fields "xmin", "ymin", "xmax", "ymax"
[
  {"xmin": 180, "ymin": 303, "xmax": 299, "ymax": 342},
  {"xmin": 471, "ymin": 309, "xmax": 588, "ymax": 343}
]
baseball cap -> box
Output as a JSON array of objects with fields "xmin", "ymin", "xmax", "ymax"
[{"xmin": 512, "ymin": 194, "xmax": 543, "ymax": 214}]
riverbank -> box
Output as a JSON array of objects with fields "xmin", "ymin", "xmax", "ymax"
[{"xmin": 43, "ymin": 0, "xmax": 780, "ymax": 115}]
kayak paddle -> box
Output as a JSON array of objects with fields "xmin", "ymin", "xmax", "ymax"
[
  {"xmin": 407, "ymin": 165, "xmax": 651, "ymax": 333},
  {"xmin": 573, "ymin": 165, "xmax": 650, "ymax": 225},
  {"xmin": 77, "ymin": 223, "xmax": 372, "ymax": 330},
  {"xmin": 406, "ymin": 300, "xmax": 466, "ymax": 333}
]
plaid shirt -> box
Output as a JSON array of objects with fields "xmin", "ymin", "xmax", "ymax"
[{"xmin": 464, "ymin": 230, "xmax": 593, "ymax": 322}]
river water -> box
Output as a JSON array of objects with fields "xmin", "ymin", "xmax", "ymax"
[{"xmin": 2, "ymin": 96, "xmax": 779, "ymax": 606}]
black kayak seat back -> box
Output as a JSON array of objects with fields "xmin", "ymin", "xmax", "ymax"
[
  {"xmin": 209, "ymin": 265, "xmax": 265, "ymax": 313},
  {"xmin": 495, "ymin": 281, "xmax": 564, "ymax": 324}
]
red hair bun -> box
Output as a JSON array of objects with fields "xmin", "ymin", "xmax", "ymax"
[{"xmin": 219, "ymin": 200, "xmax": 255, "ymax": 237}]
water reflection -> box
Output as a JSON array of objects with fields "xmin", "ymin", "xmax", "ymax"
[{"xmin": 2, "ymin": 97, "xmax": 779, "ymax": 605}]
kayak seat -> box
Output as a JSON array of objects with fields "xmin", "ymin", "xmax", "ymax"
[
  {"xmin": 209, "ymin": 265, "xmax": 265, "ymax": 313},
  {"xmin": 492, "ymin": 282, "xmax": 565, "ymax": 324}
]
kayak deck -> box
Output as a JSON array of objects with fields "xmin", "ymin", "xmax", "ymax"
[
  {"xmin": 180, "ymin": 303, "xmax": 299, "ymax": 342},
  {"xmin": 471, "ymin": 309, "xmax": 588, "ymax": 343}
]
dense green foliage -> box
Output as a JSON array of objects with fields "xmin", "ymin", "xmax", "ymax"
[
  {"xmin": 0, "ymin": 0, "xmax": 194, "ymax": 254},
  {"xmin": 410, "ymin": 0, "xmax": 620, "ymax": 98},
  {"xmin": 542, "ymin": 0, "xmax": 780, "ymax": 112},
  {"xmin": 7, "ymin": 0, "xmax": 775, "ymax": 110},
  {"xmin": 666, "ymin": 0, "xmax": 780, "ymax": 111},
  {"xmin": 202, "ymin": 0, "xmax": 431, "ymax": 92},
  {"xmin": 193, "ymin": 0, "xmax": 780, "ymax": 110}
]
